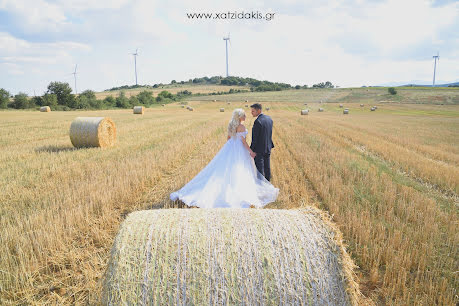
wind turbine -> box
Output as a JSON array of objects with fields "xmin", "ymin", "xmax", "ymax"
[
  {"xmin": 432, "ymin": 52, "xmax": 440, "ymax": 87},
  {"xmin": 223, "ymin": 34, "xmax": 230, "ymax": 77},
  {"xmin": 72, "ymin": 64, "xmax": 78, "ymax": 94},
  {"xmin": 132, "ymin": 48, "xmax": 139, "ymax": 86}
]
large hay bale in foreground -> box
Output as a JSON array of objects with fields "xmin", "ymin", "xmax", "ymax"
[
  {"xmin": 133, "ymin": 106, "xmax": 144, "ymax": 114},
  {"xmin": 40, "ymin": 106, "xmax": 51, "ymax": 112},
  {"xmin": 69, "ymin": 117, "xmax": 116, "ymax": 148},
  {"xmin": 103, "ymin": 208, "xmax": 360, "ymax": 305}
]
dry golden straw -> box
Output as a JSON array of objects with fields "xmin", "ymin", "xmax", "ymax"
[
  {"xmin": 39, "ymin": 106, "xmax": 51, "ymax": 112},
  {"xmin": 133, "ymin": 106, "xmax": 145, "ymax": 114},
  {"xmin": 103, "ymin": 208, "xmax": 360, "ymax": 305},
  {"xmin": 69, "ymin": 117, "xmax": 116, "ymax": 148}
]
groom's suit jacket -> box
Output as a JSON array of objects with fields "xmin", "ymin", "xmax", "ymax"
[{"xmin": 250, "ymin": 113, "xmax": 274, "ymax": 154}]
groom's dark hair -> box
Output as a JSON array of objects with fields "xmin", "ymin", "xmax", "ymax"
[{"xmin": 250, "ymin": 103, "xmax": 262, "ymax": 110}]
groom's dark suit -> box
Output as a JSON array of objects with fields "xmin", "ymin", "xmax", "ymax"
[{"xmin": 250, "ymin": 113, "xmax": 274, "ymax": 181}]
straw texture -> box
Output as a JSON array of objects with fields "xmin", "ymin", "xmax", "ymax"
[
  {"xmin": 69, "ymin": 117, "xmax": 116, "ymax": 148},
  {"xmin": 103, "ymin": 208, "xmax": 359, "ymax": 305},
  {"xmin": 133, "ymin": 106, "xmax": 145, "ymax": 114},
  {"xmin": 39, "ymin": 106, "xmax": 51, "ymax": 112}
]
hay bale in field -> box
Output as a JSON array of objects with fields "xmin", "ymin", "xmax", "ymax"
[
  {"xmin": 301, "ymin": 109, "xmax": 309, "ymax": 115},
  {"xmin": 304, "ymin": 103, "xmax": 307, "ymax": 105},
  {"xmin": 161, "ymin": 104, "xmax": 165, "ymax": 107},
  {"xmin": 245, "ymin": 104, "xmax": 249, "ymax": 107},
  {"xmin": 213, "ymin": 99, "xmax": 217, "ymax": 102},
  {"xmin": 186, "ymin": 106, "xmax": 191, "ymax": 110},
  {"xmin": 360, "ymin": 104, "xmax": 364, "ymax": 107},
  {"xmin": 181, "ymin": 105, "xmax": 185, "ymax": 108},
  {"xmin": 339, "ymin": 104, "xmax": 343, "ymax": 108},
  {"xmin": 40, "ymin": 106, "xmax": 51, "ymax": 112},
  {"xmin": 133, "ymin": 106, "xmax": 144, "ymax": 114},
  {"xmin": 343, "ymin": 108, "xmax": 349, "ymax": 114},
  {"xmin": 319, "ymin": 108, "xmax": 324, "ymax": 112},
  {"xmin": 103, "ymin": 208, "xmax": 360, "ymax": 305},
  {"xmin": 220, "ymin": 108, "xmax": 225, "ymax": 112},
  {"xmin": 374, "ymin": 106, "xmax": 378, "ymax": 109},
  {"xmin": 266, "ymin": 107, "xmax": 270, "ymax": 111},
  {"xmin": 227, "ymin": 102, "xmax": 231, "ymax": 105},
  {"xmin": 245, "ymin": 99, "xmax": 248, "ymax": 102},
  {"xmin": 370, "ymin": 107, "xmax": 376, "ymax": 111},
  {"xmin": 69, "ymin": 117, "xmax": 116, "ymax": 148},
  {"xmin": 188, "ymin": 107, "xmax": 194, "ymax": 111}
]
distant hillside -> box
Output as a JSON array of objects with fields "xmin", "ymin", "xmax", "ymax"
[{"xmin": 402, "ymin": 82, "xmax": 459, "ymax": 87}]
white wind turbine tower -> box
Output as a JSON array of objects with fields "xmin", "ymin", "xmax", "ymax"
[
  {"xmin": 223, "ymin": 34, "xmax": 230, "ymax": 77},
  {"xmin": 432, "ymin": 52, "xmax": 440, "ymax": 87},
  {"xmin": 132, "ymin": 48, "xmax": 139, "ymax": 86},
  {"xmin": 72, "ymin": 64, "xmax": 78, "ymax": 94}
]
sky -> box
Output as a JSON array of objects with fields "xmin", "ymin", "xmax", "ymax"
[{"xmin": 0, "ymin": 0, "xmax": 458, "ymax": 95}]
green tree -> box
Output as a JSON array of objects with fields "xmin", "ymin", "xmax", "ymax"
[
  {"xmin": 137, "ymin": 90, "xmax": 154, "ymax": 105},
  {"xmin": 388, "ymin": 87, "xmax": 397, "ymax": 95},
  {"xmin": 46, "ymin": 82, "xmax": 74, "ymax": 106},
  {"xmin": 31, "ymin": 96, "xmax": 43, "ymax": 106},
  {"xmin": 11, "ymin": 92, "xmax": 29, "ymax": 109},
  {"xmin": 116, "ymin": 91, "xmax": 130, "ymax": 108},
  {"xmin": 0, "ymin": 88, "xmax": 10, "ymax": 109},
  {"xmin": 42, "ymin": 93, "xmax": 58, "ymax": 107},
  {"xmin": 104, "ymin": 95, "xmax": 116, "ymax": 107}
]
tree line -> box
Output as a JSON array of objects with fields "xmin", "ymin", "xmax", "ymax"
[{"xmin": 0, "ymin": 82, "xmax": 193, "ymax": 110}]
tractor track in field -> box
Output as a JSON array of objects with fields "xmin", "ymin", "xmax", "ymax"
[
  {"xmin": 273, "ymin": 124, "xmax": 326, "ymax": 209},
  {"xmin": 286, "ymin": 115, "xmax": 458, "ymax": 209}
]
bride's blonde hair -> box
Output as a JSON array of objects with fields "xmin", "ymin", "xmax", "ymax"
[{"xmin": 227, "ymin": 108, "xmax": 246, "ymax": 137}]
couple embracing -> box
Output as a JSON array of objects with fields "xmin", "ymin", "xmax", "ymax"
[{"xmin": 170, "ymin": 103, "xmax": 279, "ymax": 208}]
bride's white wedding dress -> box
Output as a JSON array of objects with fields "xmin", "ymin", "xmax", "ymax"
[{"xmin": 170, "ymin": 128, "xmax": 279, "ymax": 208}]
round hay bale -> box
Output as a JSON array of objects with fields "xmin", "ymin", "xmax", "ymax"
[
  {"xmin": 266, "ymin": 107, "xmax": 270, "ymax": 111},
  {"xmin": 103, "ymin": 208, "xmax": 360, "ymax": 305},
  {"xmin": 227, "ymin": 102, "xmax": 231, "ymax": 105},
  {"xmin": 69, "ymin": 117, "xmax": 116, "ymax": 148},
  {"xmin": 188, "ymin": 107, "xmax": 193, "ymax": 111},
  {"xmin": 161, "ymin": 104, "xmax": 165, "ymax": 107},
  {"xmin": 220, "ymin": 108, "xmax": 225, "ymax": 112},
  {"xmin": 360, "ymin": 104, "xmax": 364, "ymax": 107},
  {"xmin": 133, "ymin": 106, "xmax": 145, "ymax": 114},
  {"xmin": 213, "ymin": 99, "xmax": 217, "ymax": 102},
  {"xmin": 304, "ymin": 103, "xmax": 307, "ymax": 105},
  {"xmin": 339, "ymin": 104, "xmax": 343, "ymax": 108},
  {"xmin": 245, "ymin": 104, "xmax": 249, "ymax": 107},
  {"xmin": 301, "ymin": 109, "xmax": 309, "ymax": 115},
  {"xmin": 181, "ymin": 105, "xmax": 185, "ymax": 108},
  {"xmin": 343, "ymin": 109, "xmax": 349, "ymax": 114},
  {"xmin": 319, "ymin": 108, "xmax": 324, "ymax": 112},
  {"xmin": 40, "ymin": 106, "xmax": 51, "ymax": 112},
  {"xmin": 245, "ymin": 99, "xmax": 248, "ymax": 102},
  {"xmin": 186, "ymin": 106, "xmax": 191, "ymax": 110},
  {"xmin": 370, "ymin": 107, "xmax": 376, "ymax": 111},
  {"xmin": 374, "ymin": 106, "xmax": 378, "ymax": 109}
]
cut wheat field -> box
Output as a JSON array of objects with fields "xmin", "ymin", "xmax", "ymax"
[{"xmin": 0, "ymin": 92, "xmax": 458, "ymax": 304}]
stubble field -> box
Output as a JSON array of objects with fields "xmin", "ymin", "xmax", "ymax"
[{"xmin": 0, "ymin": 88, "xmax": 458, "ymax": 305}]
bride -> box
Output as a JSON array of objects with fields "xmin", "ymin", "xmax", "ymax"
[{"xmin": 170, "ymin": 108, "xmax": 279, "ymax": 208}]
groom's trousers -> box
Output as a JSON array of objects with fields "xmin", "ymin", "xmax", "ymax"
[{"xmin": 254, "ymin": 153, "xmax": 271, "ymax": 181}]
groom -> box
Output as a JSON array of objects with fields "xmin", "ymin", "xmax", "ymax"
[{"xmin": 250, "ymin": 103, "xmax": 274, "ymax": 181}]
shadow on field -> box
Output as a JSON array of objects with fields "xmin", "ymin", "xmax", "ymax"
[{"xmin": 35, "ymin": 145, "xmax": 78, "ymax": 153}]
